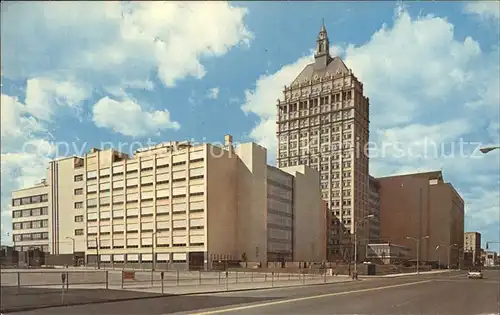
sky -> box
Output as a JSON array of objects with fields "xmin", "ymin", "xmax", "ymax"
[{"xmin": 1, "ymin": 1, "xmax": 499, "ymax": 251}]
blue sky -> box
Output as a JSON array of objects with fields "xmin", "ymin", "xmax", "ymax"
[{"xmin": 1, "ymin": 1, "xmax": 499, "ymax": 250}]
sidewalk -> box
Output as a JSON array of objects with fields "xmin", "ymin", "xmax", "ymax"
[{"xmin": 360, "ymin": 269, "xmax": 452, "ymax": 278}]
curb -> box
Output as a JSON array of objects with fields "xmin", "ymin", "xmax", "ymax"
[{"xmin": 1, "ymin": 279, "xmax": 354, "ymax": 313}]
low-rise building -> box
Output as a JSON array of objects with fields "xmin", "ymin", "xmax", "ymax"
[{"xmin": 11, "ymin": 135, "xmax": 326, "ymax": 269}]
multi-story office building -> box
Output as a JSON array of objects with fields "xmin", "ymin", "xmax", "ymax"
[
  {"xmin": 11, "ymin": 135, "xmax": 326, "ymax": 269},
  {"xmin": 378, "ymin": 171, "xmax": 464, "ymax": 267},
  {"xmin": 464, "ymin": 232, "xmax": 481, "ymax": 266},
  {"xmin": 276, "ymin": 23, "xmax": 371, "ymax": 260},
  {"xmin": 11, "ymin": 182, "xmax": 50, "ymax": 252}
]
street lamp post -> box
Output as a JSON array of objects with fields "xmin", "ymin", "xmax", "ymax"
[
  {"xmin": 353, "ymin": 214, "xmax": 375, "ymax": 278},
  {"xmin": 151, "ymin": 231, "xmax": 157, "ymax": 286},
  {"xmin": 95, "ymin": 238, "xmax": 100, "ymax": 269},
  {"xmin": 66, "ymin": 237, "xmax": 75, "ymax": 266},
  {"xmin": 435, "ymin": 245, "xmax": 441, "ymax": 269},
  {"xmin": 406, "ymin": 235, "xmax": 429, "ymax": 274}
]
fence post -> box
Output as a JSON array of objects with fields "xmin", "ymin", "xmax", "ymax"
[
  {"xmin": 106, "ymin": 270, "xmax": 109, "ymax": 289},
  {"xmin": 272, "ymin": 272, "xmax": 274, "ymax": 287},
  {"xmin": 302, "ymin": 272, "xmax": 305, "ymax": 284},
  {"xmin": 176, "ymin": 270, "xmax": 179, "ymax": 286},
  {"xmin": 121, "ymin": 270, "xmax": 124, "ymax": 289},
  {"xmin": 225, "ymin": 271, "xmax": 228, "ymax": 291},
  {"xmin": 161, "ymin": 271, "xmax": 164, "ymax": 295},
  {"xmin": 199, "ymin": 270, "xmax": 201, "ymax": 285},
  {"xmin": 17, "ymin": 272, "xmax": 20, "ymax": 293},
  {"xmin": 236, "ymin": 271, "xmax": 238, "ymax": 284},
  {"xmin": 66, "ymin": 271, "xmax": 69, "ymax": 289},
  {"xmin": 218, "ymin": 271, "xmax": 221, "ymax": 284}
]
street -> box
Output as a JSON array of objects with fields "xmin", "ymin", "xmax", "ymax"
[{"xmin": 7, "ymin": 270, "xmax": 500, "ymax": 315}]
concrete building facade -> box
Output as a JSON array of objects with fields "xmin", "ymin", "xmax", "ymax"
[
  {"xmin": 276, "ymin": 23, "xmax": 371, "ymax": 260},
  {"xmin": 368, "ymin": 176, "xmax": 381, "ymax": 243},
  {"xmin": 11, "ymin": 135, "xmax": 326, "ymax": 269},
  {"xmin": 378, "ymin": 171, "xmax": 464, "ymax": 267},
  {"xmin": 464, "ymin": 232, "xmax": 481, "ymax": 266}
]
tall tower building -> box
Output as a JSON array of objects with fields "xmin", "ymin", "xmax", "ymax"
[{"xmin": 276, "ymin": 23, "xmax": 370, "ymax": 260}]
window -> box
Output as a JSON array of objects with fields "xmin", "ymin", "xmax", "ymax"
[
  {"xmin": 21, "ymin": 197, "xmax": 31, "ymax": 205},
  {"xmin": 32, "ymin": 221, "xmax": 41, "ymax": 228},
  {"xmin": 74, "ymin": 174, "xmax": 83, "ymax": 182},
  {"xmin": 31, "ymin": 208, "xmax": 41, "ymax": 216},
  {"xmin": 75, "ymin": 215, "xmax": 84, "ymax": 222},
  {"xmin": 13, "ymin": 211, "xmax": 21, "ymax": 218},
  {"xmin": 41, "ymin": 207, "xmax": 49, "ymax": 215},
  {"xmin": 22, "ymin": 210, "xmax": 31, "ymax": 217},
  {"xmin": 74, "ymin": 188, "xmax": 83, "ymax": 195},
  {"xmin": 14, "ymin": 235, "xmax": 22, "ymax": 242},
  {"xmin": 41, "ymin": 194, "xmax": 48, "ymax": 202},
  {"xmin": 74, "ymin": 202, "xmax": 83, "ymax": 209},
  {"xmin": 75, "ymin": 229, "xmax": 84, "ymax": 236},
  {"xmin": 42, "ymin": 220, "xmax": 48, "ymax": 227},
  {"xmin": 22, "ymin": 222, "xmax": 31, "ymax": 229},
  {"xmin": 13, "ymin": 223, "xmax": 21, "ymax": 230},
  {"xmin": 31, "ymin": 195, "xmax": 41, "ymax": 203},
  {"xmin": 41, "ymin": 232, "xmax": 49, "ymax": 239},
  {"xmin": 12, "ymin": 199, "xmax": 21, "ymax": 206}
]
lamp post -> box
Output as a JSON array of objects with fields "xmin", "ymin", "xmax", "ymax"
[
  {"xmin": 353, "ymin": 214, "xmax": 375, "ymax": 278},
  {"xmin": 151, "ymin": 231, "xmax": 157, "ymax": 286},
  {"xmin": 95, "ymin": 238, "xmax": 100, "ymax": 269},
  {"xmin": 479, "ymin": 146, "xmax": 500, "ymax": 154},
  {"xmin": 435, "ymin": 245, "xmax": 441, "ymax": 269},
  {"xmin": 66, "ymin": 237, "xmax": 75, "ymax": 266},
  {"xmin": 406, "ymin": 235, "xmax": 429, "ymax": 274}
]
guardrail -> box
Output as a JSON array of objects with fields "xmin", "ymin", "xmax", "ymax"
[
  {"xmin": 116, "ymin": 270, "xmax": 327, "ymax": 293},
  {"xmin": 1, "ymin": 270, "xmax": 109, "ymax": 290}
]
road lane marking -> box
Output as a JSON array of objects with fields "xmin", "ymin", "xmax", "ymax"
[{"xmin": 188, "ymin": 280, "xmax": 433, "ymax": 315}]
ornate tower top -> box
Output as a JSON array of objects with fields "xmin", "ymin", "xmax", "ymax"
[{"xmin": 314, "ymin": 20, "xmax": 332, "ymax": 69}]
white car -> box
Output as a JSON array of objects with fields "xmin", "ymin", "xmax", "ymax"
[{"xmin": 467, "ymin": 269, "xmax": 483, "ymax": 279}]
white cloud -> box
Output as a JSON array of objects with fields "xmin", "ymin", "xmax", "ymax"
[
  {"xmin": 464, "ymin": 1, "xmax": 500, "ymax": 21},
  {"xmin": 92, "ymin": 97, "xmax": 181, "ymax": 137},
  {"xmin": 206, "ymin": 87, "xmax": 220, "ymax": 99},
  {"xmin": 2, "ymin": 2, "xmax": 253, "ymax": 89},
  {"xmin": 24, "ymin": 77, "xmax": 88, "ymax": 122}
]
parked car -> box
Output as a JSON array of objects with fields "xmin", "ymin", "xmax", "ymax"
[{"xmin": 467, "ymin": 268, "xmax": 483, "ymax": 279}]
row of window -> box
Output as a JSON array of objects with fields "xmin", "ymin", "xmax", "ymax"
[
  {"xmin": 280, "ymin": 91, "xmax": 353, "ymax": 113},
  {"xmin": 13, "ymin": 207, "xmax": 49, "ymax": 218},
  {"xmin": 12, "ymin": 194, "xmax": 48, "ymax": 206},
  {"xmin": 13, "ymin": 219, "xmax": 49, "ymax": 230},
  {"xmin": 87, "ymin": 242, "xmax": 205, "ymax": 250},
  {"xmin": 13, "ymin": 232, "xmax": 49, "ymax": 242},
  {"xmin": 86, "ymin": 158, "xmax": 204, "ymax": 180},
  {"xmin": 14, "ymin": 245, "xmax": 49, "ymax": 253}
]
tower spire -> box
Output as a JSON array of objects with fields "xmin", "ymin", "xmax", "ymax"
[
  {"xmin": 314, "ymin": 20, "xmax": 331, "ymax": 69},
  {"xmin": 315, "ymin": 20, "xmax": 330, "ymax": 58}
]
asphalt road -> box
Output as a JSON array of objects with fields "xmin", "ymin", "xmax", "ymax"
[{"xmin": 7, "ymin": 270, "xmax": 500, "ymax": 315}]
